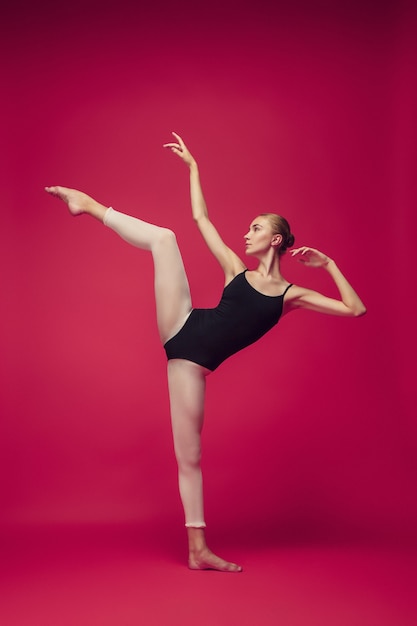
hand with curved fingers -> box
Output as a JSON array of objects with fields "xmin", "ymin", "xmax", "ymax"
[
  {"xmin": 291, "ymin": 246, "xmax": 331, "ymax": 268},
  {"xmin": 163, "ymin": 132, "xmax": 196, "ymax": 168}
]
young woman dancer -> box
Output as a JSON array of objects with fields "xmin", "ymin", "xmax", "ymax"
[{"xmin": 45, "ymin": 132, "xmax": 366, "ymax": 573}]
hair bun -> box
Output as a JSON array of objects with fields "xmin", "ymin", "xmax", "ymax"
[{"xmin": 287, "ymin": 233, "xmax": 295, "ymax": 249}]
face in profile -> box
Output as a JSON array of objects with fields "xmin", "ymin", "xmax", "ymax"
[{"xmin": 244, "ymin": 216, "xmax": 282, "ymax": 256}]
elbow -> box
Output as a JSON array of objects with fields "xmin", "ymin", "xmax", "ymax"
[
  {"xmin": 194, "ymin": 214, "xmax": 209, "ymax": 227},
  {"xmin": 353, "ymin": 305, "xmax": 367, "ymax": 318}
]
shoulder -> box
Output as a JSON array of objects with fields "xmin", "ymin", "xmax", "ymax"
[
  {"xmin": 283, "ymin": 284, "xmax": 328, "ymax": 309},
  {"xmin": 283, "ymin": 284, "xmax": 307, "ymax": 304}
]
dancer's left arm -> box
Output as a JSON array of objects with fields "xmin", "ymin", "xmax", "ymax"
[{"xmin": 289, "ymin": 247, "xmax": 367, "ymax": 317}]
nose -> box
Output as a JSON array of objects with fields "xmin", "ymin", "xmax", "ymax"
[{"xmin": 244, "ymin": 230, "xmax": 250, "ymax": 241}]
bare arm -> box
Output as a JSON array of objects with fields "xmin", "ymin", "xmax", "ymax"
[
  {"xmin": 289, "ymin": 247, "xmax": 367, "ymax": 317},
  {"xmin": 164, "ymin": 132, "xmax": 245, "ymax": 280}
]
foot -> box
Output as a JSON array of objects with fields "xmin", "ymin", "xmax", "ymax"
[
  {"xmin": 188, "ymin": 547, "xmax": 242, "ymax": 572},
  {"xmin": 45, "ymin": 186, "xmax": 106, "ymax": 220}
]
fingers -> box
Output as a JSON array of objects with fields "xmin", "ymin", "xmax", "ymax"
[
  {"xmin": 291, "ymin": 246, "xmax": 310, "ymax": 257},
  {"xmin": 291, "ymin": 247, "xmax": 314, "ymax": 265},
  {"xmin": 163, "ymin": 131, "xmax": 186, "ymax": 153},
  {"xmin": 291, "ymin": 246, "xmax": 328, "ymax": 268},
  {"xmin": 171, "ymin": 131, "xmax": 184, "ymax": 147},
  {"xmin": 163, "ymin": 144, "xmax": 183, "ymax": 160},
  {"xmin": 167, "ymin": 147, "xmax": 182, "ymax": 156},
  {"xmin": 163, "ymin": 132, "xmax": 196, "ymax": 167}
]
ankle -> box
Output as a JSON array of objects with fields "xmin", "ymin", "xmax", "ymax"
[
  {"xmin": 187, "ymin": 527, "xmax": 207, "ymax": 553},
  {"xmin": 103, "ymin": 206, "xmax": 114, "ymax": 226}
]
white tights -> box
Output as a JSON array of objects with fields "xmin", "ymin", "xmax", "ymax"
[{"xmin": 104, "ymin": 207, "xmax": 207, "ymax": 528}]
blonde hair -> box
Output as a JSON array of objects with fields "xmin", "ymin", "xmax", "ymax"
[{"xmin": 260, "ymin": 213, "xmax": 295, "ymax": 256}]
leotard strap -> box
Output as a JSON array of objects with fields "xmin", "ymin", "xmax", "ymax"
[{"xmin": 282, "ymin": 283, "xmax": 293, "ymax": 297}]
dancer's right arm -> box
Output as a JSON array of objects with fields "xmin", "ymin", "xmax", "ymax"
[{"xmin": 164, "ymin": 132, "xmax": 245, "ymax": 280}]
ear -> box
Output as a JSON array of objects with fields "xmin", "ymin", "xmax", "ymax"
[{"xmin": 271, "ymin": 234, "xmax": 283, "ymax": 248}]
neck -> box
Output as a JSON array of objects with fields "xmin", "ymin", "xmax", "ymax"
[{"xmin": 255, "ymin": 251, "xmax": 282, "ymax": 277}]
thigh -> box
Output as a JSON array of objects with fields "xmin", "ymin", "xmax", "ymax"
[
  {"xmin": 152, "ymin": 231, "xmax": 192, "ymax": 344},
  {"xmin": 167, "ymin": 360, "xmax": 209, "ymax": 457}
]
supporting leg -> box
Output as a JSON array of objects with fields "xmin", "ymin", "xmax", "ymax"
[
  {"xmin": 168, "ymin": 359, "xmax": 242, "ymax": 572},
  {"xmin": 168, "ymin": 359, "xmax": 206, "ymax": 528}
]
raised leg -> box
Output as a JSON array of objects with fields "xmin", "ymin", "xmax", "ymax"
[
  {"xmin": 45, "ymin": 186, "xmax": 192, "ymax": 343},
  {"xmin": 168, "ymin": 359, "xmax": 242, "ymax": 572}
]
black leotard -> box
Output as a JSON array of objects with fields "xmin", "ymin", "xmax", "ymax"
[{"xmin": 164, "ymin": 270, "xmax": 293, "ymax": 371}]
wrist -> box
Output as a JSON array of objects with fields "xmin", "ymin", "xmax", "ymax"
[
  {"xmin": 323, "ymin": 258, "xmax": 335, "ymax": 270},
  {"xmin": 189, "ymin": 159, "xmax": 198, "ymax": 173}
]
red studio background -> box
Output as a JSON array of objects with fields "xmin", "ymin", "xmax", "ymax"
[{"xmin": 0, "ymin": 2, "xmax": 416, "ymax": 620}]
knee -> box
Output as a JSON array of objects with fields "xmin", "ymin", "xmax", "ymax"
[
  {"xmin": 175, "ymin": 445, "xmax": 202, "ymax": 473},
  {"xmin": 154, "ymin": 227, "xmax": 177, "ymax": 248}
]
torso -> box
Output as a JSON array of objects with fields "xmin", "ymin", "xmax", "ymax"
[{"xmin": 164, "ymin": 271, "xmax": 294, "ymax": 371}]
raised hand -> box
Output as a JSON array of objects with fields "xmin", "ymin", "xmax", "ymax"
[
  {"xmin": 163, "ymin": 132, "xmax": 196, "ymax": 167},
  {"xmin": 291, "ymin": 246, "xmax": 331, "ymax": 268}
]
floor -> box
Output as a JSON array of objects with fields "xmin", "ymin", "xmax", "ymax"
[{"xmin": 1, "ymin": 523, "xmax": 416, "ymax": 626}]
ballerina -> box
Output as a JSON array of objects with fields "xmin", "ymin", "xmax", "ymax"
[{"xmin": 45, "ymin": 132, "xmax": 366, "ymax": 572}]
